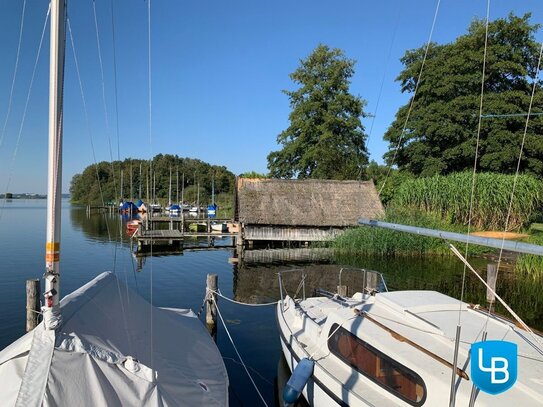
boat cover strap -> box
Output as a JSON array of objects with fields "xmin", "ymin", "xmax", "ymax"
[{"xmin": 15, "ymin": 325, "xmax": 55, "ymax": 407}]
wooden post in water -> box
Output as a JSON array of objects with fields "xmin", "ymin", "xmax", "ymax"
[
  {"xmin": 486, "ymin": 263, "xmax": 497, "ymax": 312},
  {"xmin": 206, "ymin": 274, "xmax": 218, "ymax": 341},
  {"xmin": 26, "ymin": 279, "xmax": 40, "ymax": 332}
]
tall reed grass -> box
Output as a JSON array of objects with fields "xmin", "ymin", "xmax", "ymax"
[
  {"xmin": 392, "ymin": 172, "xmax": 543, "ymax": 230},
  {"xmin": 515, "ymin": 233, "xmax": 543, "ymax": 278},
  {"xmin": 332, "ymin": 208, "xmax": 490, "ymax": 257}
]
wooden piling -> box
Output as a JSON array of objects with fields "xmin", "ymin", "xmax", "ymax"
[
  {"xmin": 486, "ymin": 263, "xmax": 497, "ymax": 311},
  {"xmin": 206, "ymin": 274, "xmax": 218, "ymax": 340},
  {"xmin": 26, "ymin": 279, "xmax": 40, "ymax": 332}
]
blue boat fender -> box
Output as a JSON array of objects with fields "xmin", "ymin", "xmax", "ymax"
[{"xmin": 283, "ymin": 358, "xmax": 314, "ymax": 405}]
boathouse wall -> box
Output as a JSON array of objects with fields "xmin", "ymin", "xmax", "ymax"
[{"xmin": 235, "ymin": 178, "xmax": 384, "ymax": 243}]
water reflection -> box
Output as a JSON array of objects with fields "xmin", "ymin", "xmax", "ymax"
[
  {"xmin": 70, "ymin": 206, "xmax": 543, "ymax": 331},
  {"xmin": 70, "ymin": 206, "xmax": 126, "ymax": 243},
  {"xmin": 233, "ymin": 247, "xmax": 543, "ymax": 331}
]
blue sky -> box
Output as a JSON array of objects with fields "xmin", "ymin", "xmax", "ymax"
[{"xmin": 0, "ymin": 0, "xmax": 542, "ymax": 193}]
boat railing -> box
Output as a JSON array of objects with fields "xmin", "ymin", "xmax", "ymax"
[{"xmin": 277, "ymin": 268, "xmax": 388, "ymax": 313}]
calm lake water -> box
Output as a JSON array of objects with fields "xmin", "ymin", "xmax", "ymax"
[{"xmin": 0, "ymin": 199, "xmax": 542, "ymax": 405}]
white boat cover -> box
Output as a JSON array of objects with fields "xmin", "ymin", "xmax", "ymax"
[{"xmin": 0, "ymin": 272, "xmax": 228, "ymax": 406}]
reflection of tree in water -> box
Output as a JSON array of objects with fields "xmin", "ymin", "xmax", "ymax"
[
  {"xmin": 234, "ymin": 248, "xmax": 543, "ymax": 330},
  {"xmin": 70, "ymin": 207, "xmax": 126, "ymax": 243}
]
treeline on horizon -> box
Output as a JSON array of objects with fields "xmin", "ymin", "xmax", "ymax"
[{"xmin": 70, "ymin": 154, "xmax": 235, "ymax": 205}]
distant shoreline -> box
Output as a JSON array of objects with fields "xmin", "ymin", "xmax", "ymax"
[{"xmin": 0, "ymin": 194, "xmax": 70, "ymax": 199}]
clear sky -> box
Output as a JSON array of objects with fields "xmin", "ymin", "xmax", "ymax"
[{"xmin": 0, "ymin": 0, "xmax": 542, "ymax": 193}]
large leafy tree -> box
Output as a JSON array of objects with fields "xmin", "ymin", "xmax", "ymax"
[
  {"xmin": 267, "ymin": 44, "xmax": 368, "ymax": 179},
  {"xmin": 384, "ymin": 14, "xmax": 543, "ymax": 177}
]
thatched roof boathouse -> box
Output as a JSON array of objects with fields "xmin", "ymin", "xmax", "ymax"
[{"xmin": 235, "ymin": 178, "xmax": 384, "ymax": 243}]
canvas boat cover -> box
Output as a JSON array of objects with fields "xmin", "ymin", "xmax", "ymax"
[{"xmin": 0, "ymin": 272, "xmax": 228, "ymax": 406}]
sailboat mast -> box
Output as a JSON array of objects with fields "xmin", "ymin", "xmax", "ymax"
[
  {"xmin": 168, "ymin": 166, "xmax": 172, "ymax": 206},
  {"xmin": 176, "ymin": 166, "xmax": 179, "ymax": 203},
  {"xmin": 139, "ymin": 162, "xmax": 142, "ymax": 199},
  {"xmin": 44, "ymin": 0, "xmax": 66, "ymax": 327},
  {"xmin": 130, "ymin": 161, "xmax": 133, "ymax": 202}
]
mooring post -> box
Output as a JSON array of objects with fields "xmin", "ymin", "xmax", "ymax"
[
  {"xmin": 206, "ymin": 273, "xmax": 218, "ymax": 341},
  {"xmin": 26, "ymin": 279, "xmax": 40, "ymax": 332},
  {"xmin": 486, "ymin": 263, "xmax": 497, "ymax": 312}
]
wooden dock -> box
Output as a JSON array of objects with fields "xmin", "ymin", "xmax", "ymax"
[{"xmin": 138, "ymin": 229, "xmax": 184, "ymax": 241}]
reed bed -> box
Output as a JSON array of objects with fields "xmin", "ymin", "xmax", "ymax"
[
  {"xmin": 332, "ymin": 208, "xmax": 490, "ymax": 257},
  {"xmin": 392, "ymin": 172, "xmax": 543, "ymax": 230},
  {"xmin": 515, "ymin": 234, "xmax": 543, "ymax": 278}
]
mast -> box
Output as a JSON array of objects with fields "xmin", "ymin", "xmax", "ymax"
[
  {"xmin": 139, "ymin": 162, "xmax": 142, "ymax": 199},
  {"xmin": 44, "ymin": 0, "xmax": 66, "ymax": 329},
  {"xmin": 130, "ymin": 161, "xmax": 133, "ymax": 202},
  {"xmin": 181, "ymin": 173, "xmax": 184, "ymax": 204},
  {"xmin": 176, "ymin": 166, "xmax": 179, "ymax": 203},
  {"xmin": 120, "ymin": 169, "xmax": 124, "ymax": 202},
  {"xmin": 168, "ymin": 165, "xmax": 172, "ymax": 206},
  {"xmin": 212, "ymin": 173, "xmax": 215, "ymax": 204}
]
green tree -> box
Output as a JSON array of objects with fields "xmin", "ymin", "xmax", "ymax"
[
  {"xmin": 239, "ymin": 171, "xmax": 269, "ymax": 178},
  {"xmin": 267, "ymin": 44, "xmax": 369, "ymax": 179},
  {"xmin": 384, "ymin": 14, "xmax": 543, "ymax": 177},
  {"xmin": 70, "ymin": 155, "xmax": 236, "ymax": 205}
]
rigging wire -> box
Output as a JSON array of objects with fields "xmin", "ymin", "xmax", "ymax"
[
  {"xmin": 363, "ymin": 3, "xmax": 402, "ymax": 172},
  {"xmin": 214, "ymin": 297, "xmax": 269, "ymax": 406},
  {"xmin": 67, "ymin": 16, "xmax": 134, "ymax": 358},
  {"xmin": 0, "ymin": 4, "xmax": 50, "ymax": 222},
  {"xmin": 378, "ymin": 0, "xmax": 442, "ymax": 196},
  {"xmin": 0, "ymin": 0, "xmax": 27, "ymax": 152},
  {"xmin": 458, "ymin": 0, "xmax": 490, "ymax": 326},
  {"xmin": 487, "ymin": 39, "xmax": 543, "ymax": 332}
]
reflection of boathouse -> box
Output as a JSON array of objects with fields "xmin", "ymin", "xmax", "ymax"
[{"xmin": 235, "ymin": 178, "xmax": 384, "ymax": 243}]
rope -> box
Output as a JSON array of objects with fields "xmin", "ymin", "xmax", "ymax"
[
  {"xmin": 378, "ymin": 0, "xmax": 441, "ymax": 196},
  {"xmin": 308, "ymin": 316, "xmax": 356, "ymax": 360},
  {"xmin": 448, "ymin": 243, "xmax": 543, "ymax": 352},
  {"xmin": 196, "ymin": 296, "xmax": 207, "ymax": 317},
  {"xmin": 214, "ymin": 297, "xmax": 268, "ymax": 406},
  {"xmin": 222, "ymin": 357, "xmax": 274, "ymax": 387},
  {"xmin": 0, "ymin": 4, "xmax": 50, "ymax": 222},
  {"xmin": 212, "ymin": 290, "xmax": 277, "ymax": 307},
  {"xmin": 0, "ymin": 0, "xmax": 27, "ymax": 151},
  {"xmin": 458, "ymin": 0, "xmax": 490, "ymax": 326}
]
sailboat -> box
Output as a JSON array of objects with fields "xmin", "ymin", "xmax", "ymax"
[
  {"xmin": 277, "ymin": 263, "xmax": 543, "ymax": 406},
  {"xmin": 0, "ymin": 1, "xmax": 228, "ymax": 405}
]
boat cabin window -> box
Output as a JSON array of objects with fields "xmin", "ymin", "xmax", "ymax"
[{"xmin": 328, "ymin": 324, "xmax": 426, "ymax": 406}]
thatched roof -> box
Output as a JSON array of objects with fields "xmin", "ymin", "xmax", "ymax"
[{"xmin": 236, "ymin": 178, "xmax": 384, "ymax": 227}]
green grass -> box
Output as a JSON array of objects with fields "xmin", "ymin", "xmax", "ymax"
[
  {"xmin": 332, "ymin": 207, "xmax": 491, "ymax": 257},
  {"xmin": 392, "ymin": 172, "xmax": 543, "ymax": 230},
  {"xmin": 515, "ymin": 233, "xmax": 543, "ymax": 278}
]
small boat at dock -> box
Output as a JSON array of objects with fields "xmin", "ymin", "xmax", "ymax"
[{"xmin": 211, "ymin": 222, "xmax": 228, "ymax": 233}]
